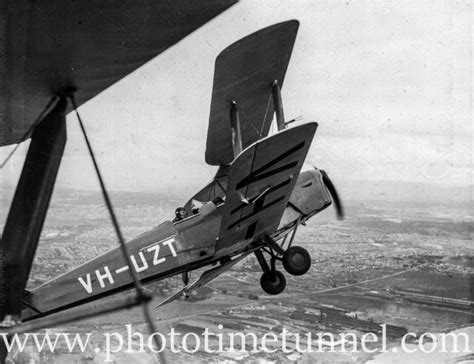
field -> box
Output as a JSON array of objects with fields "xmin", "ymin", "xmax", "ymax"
[{"xmin": 0, "ymin": 187, "xmax": 472, "ymax": 363}]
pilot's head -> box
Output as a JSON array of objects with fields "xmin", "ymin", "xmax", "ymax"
[{"xmin": 175, "ymin": 207, "xmax": 187, "ymax": 220}]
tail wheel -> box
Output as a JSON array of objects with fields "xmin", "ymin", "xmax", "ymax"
[
  {"xmin": 260, "ymin": 270, "xmax": 286, "ymax": 295},
  {"xmin": 282, "ymin": 246, "xmax": 311, "ymax": 276}
]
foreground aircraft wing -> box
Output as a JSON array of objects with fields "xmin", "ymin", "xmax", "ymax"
[
  {"xmin": 205, "ymin": 20, "xmax": 299, "ymax": 165},
  {"xmin": 216, "ymin": 123, "xmax": 317, "ymax": 253},
  {"xmin": 0, "ymin": 0, "xmax": 237, "ymax": 146}
]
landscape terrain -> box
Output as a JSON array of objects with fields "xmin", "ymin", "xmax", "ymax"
[{"xmin": 0, "ymin": 183, "xmax": 472, "ymax": 363}]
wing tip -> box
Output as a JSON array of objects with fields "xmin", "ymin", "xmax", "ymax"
[{"xmin": 215, "ymin": 19, "xmax": 300, "ymax": 62}]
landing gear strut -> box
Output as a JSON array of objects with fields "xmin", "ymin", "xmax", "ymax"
[
  {"xmin": 254, "ymin": 231, "xmax": 312, "ymax": 294},
  {"xmin": 254, "ymin": 249, "xmax": 286, "ymax": 295}
]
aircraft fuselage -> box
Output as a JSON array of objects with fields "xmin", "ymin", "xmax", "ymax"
[{"xmin": 22, "ymin": 169, "xmax": 331, "ymax": 321}]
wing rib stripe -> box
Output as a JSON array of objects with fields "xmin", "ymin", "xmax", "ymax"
[
  {"xmin": 236, "ymin": 141, "xmax": 305, "ymax": 189},
  {"xmin": 230, "ymin": 177, "xmax": 292, "ymax": 215},
  {"xmin": 228, "ymin": 196, "xmax": 285, "ymax": 229}
]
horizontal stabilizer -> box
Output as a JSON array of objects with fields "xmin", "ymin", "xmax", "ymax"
[{"xmin": 155, "ymin": 251, "xmax": 252, "ymax": 309}]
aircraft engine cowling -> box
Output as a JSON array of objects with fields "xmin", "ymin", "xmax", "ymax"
[{"xmin": 289, "ymin": 169, "xmax": 332, "ymax": 215}]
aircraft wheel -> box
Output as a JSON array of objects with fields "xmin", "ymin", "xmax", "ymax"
[
  {"xmin": 260, "ymin": 270, "xmax": 286, "ymax": 295},
  {"xmin": 282, "ymin": 246, "xmax": 311, "ymax": 276}
]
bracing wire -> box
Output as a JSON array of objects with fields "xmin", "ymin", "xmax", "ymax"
[
  {"xmin": 233, "ymin": 102, "xmax": 262, "ymax": 138},
  {"xmin": 69, "ymin": 96, "xmax": 167, "ymax": 364},
  {"xmin": 259, "ymin": 94, "xmax": 273, "ymax": 138}
]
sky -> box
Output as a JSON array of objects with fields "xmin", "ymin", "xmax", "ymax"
[{"xmin": 0, "ymin": 0, "xmax": 472, "ymax": 197}]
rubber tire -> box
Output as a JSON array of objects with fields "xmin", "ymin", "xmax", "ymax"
[
  {"xmin": 282, "ymin": 246, "xmax": 311, "ymax": 276},
  {"xmin": 260, "ymin": 270, "xmax": 286, "ymax": 295}
]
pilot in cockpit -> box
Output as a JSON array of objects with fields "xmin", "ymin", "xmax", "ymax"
[{"xmin": 173, "ymin": 207, "xmax": 187, "ymax": 223}]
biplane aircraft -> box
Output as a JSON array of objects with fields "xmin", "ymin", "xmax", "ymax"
[{"xmin": 0, "ymin": 1, "xmax": 343, "ymax": 355}]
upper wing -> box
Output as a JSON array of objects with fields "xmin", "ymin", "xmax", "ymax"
[
  {"xmin": 216, "ymin": 123, "xmax": 317, "ymax": 252},
  {"xmin": 0, "ymin": 0, "xmax": 237, "ymax": 146},
  {"xmin": 205, "ymin": 20, "xmax": 299, "ymax": 165}
]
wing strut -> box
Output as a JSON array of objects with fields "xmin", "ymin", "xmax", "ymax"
[
  {"xmin": 272, "ymin": 80, "xmax": 286, "ymax": 131},
  {"xmin": 1, "ymin": 98, "xmax": 67, "ymax": 324},
  {"xmin": 230, "ymin": 101, "xmax": 243, "ymax": 157}
]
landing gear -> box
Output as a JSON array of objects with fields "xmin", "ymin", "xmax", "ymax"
[
  {"xmin": 254, "ymin": 232, "xmax": 312, "ymax": 294},
  {"xmin": 282, "ymin": 246, "xmax": 311, "ymax": 276},
  {"xmin": 254, "ymin": 245, "xmax": 287, "ymax": 295},
  {"xmin": 260, "ymin": 271, "xmax": 286, "ymax": 295}
]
